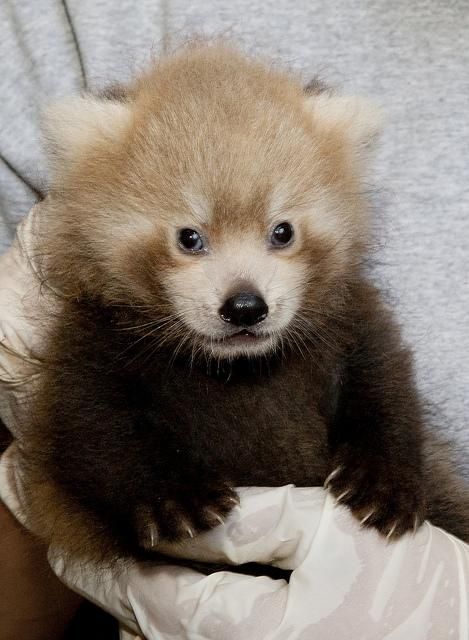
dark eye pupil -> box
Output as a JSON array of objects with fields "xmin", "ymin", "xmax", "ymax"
[
  {"xmin": 272, "ymin": 222, "xmax": 293, "ymax": 246},
  {"xmin": 179, "ymin": 228, "xmax": 203, "ymax": 251}
]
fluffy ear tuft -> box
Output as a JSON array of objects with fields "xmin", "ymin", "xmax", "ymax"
[
  {"xmin": 42, "ymin": 96, "xmax": 133, "ymax": 170},
  {"xmin": 306, "ymin": 93, "xmax": 383, "ymax": 153}
]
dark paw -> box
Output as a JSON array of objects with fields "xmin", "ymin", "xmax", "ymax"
[
  {"xmin": 134, "ymin": 482, "xmax": 239, "ymax": 550},
  {"xmin": 325, "ymin": 447, "xmax": 426, "ymax": 539}
]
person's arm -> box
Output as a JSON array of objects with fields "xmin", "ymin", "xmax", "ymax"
[{"xmin": 0, "ymin": 496, "xmax": 81, "ymax": 640}]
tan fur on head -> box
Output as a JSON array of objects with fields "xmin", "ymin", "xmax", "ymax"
[
  {"xmin": 39, "ymin": 43, "xmax": 381, "ymax": 359},
  {"xmin": 305, "ymin": 93, "xmax": 382, "ymax": 156},
  {"xmin": 43, "ymin": 97, "xmax": 133, "ymax": 172}
]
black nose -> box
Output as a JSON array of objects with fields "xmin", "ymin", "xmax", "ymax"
[{"xmin": 219, "ymin": 293, "xmax": 269, "ymax": 327}]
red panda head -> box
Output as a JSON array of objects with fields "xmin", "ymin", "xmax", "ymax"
[{"xmin": 41, "ymin": 44, "xmax": 381, "ymax": 360}]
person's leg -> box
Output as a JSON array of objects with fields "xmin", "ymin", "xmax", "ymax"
[{"xmin": 0, "ymin": 498, "xmax": 82, "ymax": 640}]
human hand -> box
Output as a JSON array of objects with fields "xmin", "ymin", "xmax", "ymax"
[{"xmin": 43, "ymin": 483, "xmax": 469, "ymax": 640}]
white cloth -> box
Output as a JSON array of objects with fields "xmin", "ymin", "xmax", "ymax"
[{"xmin": 0, "ymin": 207, "xmax": 468, "ymax": 639}]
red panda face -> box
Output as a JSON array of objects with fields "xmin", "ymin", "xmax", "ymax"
[
  {"xmin": 41, "ymin": 45, "xmax": 381, "ymax": 360},
  {"xmin": 159, "ymin": 208, "xmax": 310, "ymax": 358}
]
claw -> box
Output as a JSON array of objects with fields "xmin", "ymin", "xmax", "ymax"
[
  {"xmin": 324, "ymin": 466, "xmax": 343, "ymax": 489},
  {"xmin": 360, "ymin": 509, "xmax": 375, "ymax": 526},
  {"xmin": 386, "ymin": 522, "xmax": 398, "ymax": 541},
  {"xmin": 207, "ymin": 510, "xmax": 225, "ymax": 526},
  {"xmin": 413, "ymin": 515, "xmax": 421, "ymax": 535},
  {"xmin": 335, "ymin": 488, "xmax": 352, "ymax": 504},
  {"xmin": 149, "ymin": 523, "xmax": 159, "ymax": 548},
  {"xmin": 186, "ymin": 526, "xmax": 195, "ymax": 539}
]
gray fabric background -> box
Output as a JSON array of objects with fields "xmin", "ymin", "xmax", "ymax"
[{"xmin": 0, "ymin": 1, "xmax": 468, "ymax": 473}]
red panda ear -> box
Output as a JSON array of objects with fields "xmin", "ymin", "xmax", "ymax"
[
  {"xmin": 305, "ymin": 93, "xmax": 383, "ymax": 157},
  {"xmin": 42, "ymin": 95, "xmax": 133, "ymax": 173}
]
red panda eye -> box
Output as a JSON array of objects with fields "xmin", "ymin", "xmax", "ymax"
[
  {"xmin": 271, "ymin": 222, "xmax": 293, "ymax": 247},
  {"xmin": 178, "ymin": 228, "xmax": 204, "ymax": 252}
]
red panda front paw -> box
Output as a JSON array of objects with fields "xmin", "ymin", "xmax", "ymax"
[
  {"xmin": 325, "ymin": 446, "xmax": 426, "ymax": 540},
  {"xmin": 134, "ymin": 482, "xmax": 239, "ymax": 551}
]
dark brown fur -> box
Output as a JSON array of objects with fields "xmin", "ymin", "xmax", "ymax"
[{"xmin": 19, "ymin": 276, "xmax": 469, "ymax": 562}]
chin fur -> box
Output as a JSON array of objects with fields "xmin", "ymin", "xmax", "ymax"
[{"xmin": 201, "ymin": 332, "xmax": 280, "ymax": 360}]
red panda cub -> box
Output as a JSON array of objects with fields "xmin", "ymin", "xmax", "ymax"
[{"xmin": 20, "ymin": 44, "xmax": 468, "ymax": 562}]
